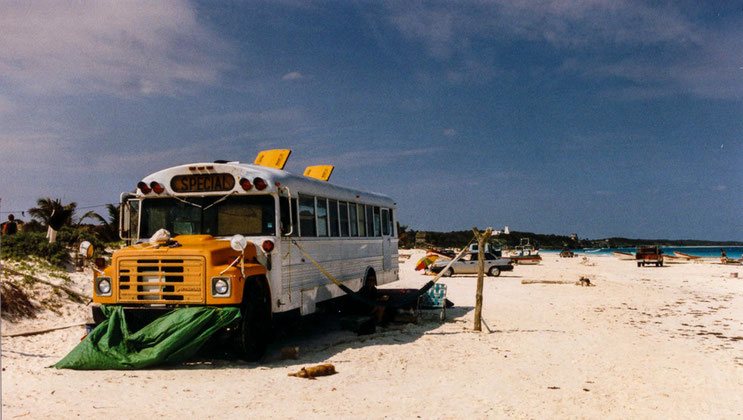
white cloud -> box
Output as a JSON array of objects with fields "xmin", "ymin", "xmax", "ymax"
[
  {"xmin": 282, "ymin": 71, "xmax": 309, "ymax": 81},
  {"xmin": 0, "ymin": 0, "xmax": 232, "ymax": 97},
  {"xmin": 381, "ymin": 1, "xmax": 741, "ymax": 98},
  {"xmin": 443, "ymin": 128, "xmax": 457, "ymax": 137},
  {"xmin": 384, "ymin": 0, "xmax": 697, "ymax": 54},
  {"xmin": 712, "ymin": 185, "xmax": 727, "ymax": 191}
]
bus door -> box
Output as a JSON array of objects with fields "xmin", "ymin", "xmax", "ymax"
[{"xmin": 381, "ymin": 209, "xmax": 392, "ymax": 271}]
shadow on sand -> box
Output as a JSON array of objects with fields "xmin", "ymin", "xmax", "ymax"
[{"xmin": 187, "ymin": 303, "xmax": 476, "ymax": 370}]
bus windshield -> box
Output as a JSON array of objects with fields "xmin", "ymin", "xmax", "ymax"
[{"xmin": 139, "ymin": 195, "xmax": 275, "ymax": 239}]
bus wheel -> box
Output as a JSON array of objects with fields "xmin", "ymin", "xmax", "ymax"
[{"xmin": 237, "ymin": 279, "xmax": 271, "ymax": 361}]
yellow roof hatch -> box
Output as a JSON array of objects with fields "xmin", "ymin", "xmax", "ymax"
[
  {"xmin": 303, "ymin": 165, "xmax": 334, "ymax": 181},
  {"xmin": 254, "ymin": 149, "xmax": 292, "ymax": 170}
]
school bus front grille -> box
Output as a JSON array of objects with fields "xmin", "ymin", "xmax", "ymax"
[{"xmin": 117, "ymin": 257, "xmax": 205, "ymax": 304}]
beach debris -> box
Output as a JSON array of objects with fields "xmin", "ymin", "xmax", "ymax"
[
  {"xmin": 521, "ymin": 280, "xmax": 574, "ymax": 285},
  {"xmin": 288, "ymin": 364, "xmax": 337, "ymax": 380},
  {"xmin": 576, "ymin": 277, "xmax": 595, "ymax": 287},
  {"xmin": 2, "ymin": 323, "xmax": 87, "ymax": 338},
  {"xmin": 579, "ymin": 257, "xmax": 595, "ymax": 266},
  {"xmin": 2, "ymin": 267, "xmax": 91, "ymax": 302},
  {"xmin": 280, "ymin": 347, "xmax": 300, "ymax": 360}
]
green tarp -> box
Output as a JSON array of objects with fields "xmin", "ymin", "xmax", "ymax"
[{"xmin": 53, "ymin": 306, "xmax": 241, "ymax": 370}]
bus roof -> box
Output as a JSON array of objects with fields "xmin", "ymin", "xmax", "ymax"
[{"xmin": 139, "ymin": 161, "xmax": 396, "ymax": 207}]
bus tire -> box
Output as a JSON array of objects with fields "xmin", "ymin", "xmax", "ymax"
[{"xmin": 237, "ymin": 277, "xmax": 272, "ymax": 361}]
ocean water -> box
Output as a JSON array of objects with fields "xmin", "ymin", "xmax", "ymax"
[{"xmin": 543, "ymin": 246, "xmax": 743, "ymax": 259}]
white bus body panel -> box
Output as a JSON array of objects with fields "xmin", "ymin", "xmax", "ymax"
[{"xmin": 137, "ymin": 161, "xmax": 399, "ymax": 316}]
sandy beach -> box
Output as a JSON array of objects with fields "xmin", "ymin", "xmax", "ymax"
[{"xmin": 2, "ymin": 251, "xmax": 742, "ymax": 419}]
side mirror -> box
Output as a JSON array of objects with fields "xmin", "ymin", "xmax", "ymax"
[
  {"xmin": 230, "ymin": 234, "xmax": 248, "ymax": 278},
  {"xmin": 230, "ymin": 234, "xmax": 248, "ymax": 252}
]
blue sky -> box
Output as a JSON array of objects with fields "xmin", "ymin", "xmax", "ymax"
[{"xmin": 0, "ymin": 0, "xmax": 741, "ymax": 240}]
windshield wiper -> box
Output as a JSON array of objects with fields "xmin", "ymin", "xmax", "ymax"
[
  {"xmin": 172, "ymin": 195, "xmax": 203, "ymax": 209},
  {"xmin": 203, "ymin": 191, "xmax": 237, "ymax": 211}
]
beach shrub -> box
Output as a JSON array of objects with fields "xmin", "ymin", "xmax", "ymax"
[
  {"xmin": 1, "ymin": 232, "xmax": 71, "ymax": 267},
  {"xmin": 55, "ymin": 227, "xmax": 107, "ymax": 253}
]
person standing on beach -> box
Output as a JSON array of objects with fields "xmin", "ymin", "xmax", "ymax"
[{"xmin": 2, "ymin": 214, "xmax": 18, "ymax": 235}]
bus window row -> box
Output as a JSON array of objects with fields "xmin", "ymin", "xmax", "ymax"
[{"xmin": 281, "ymin": 196, "xmax": 394, "ymax": 238}]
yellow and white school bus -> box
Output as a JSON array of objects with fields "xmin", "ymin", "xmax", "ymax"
[{"xmin": 92, "ymin": 150, "xmax": 399, "ymax": 358}]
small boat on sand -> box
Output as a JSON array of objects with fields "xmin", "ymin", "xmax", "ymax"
[
  {"xmin": 613, "ymin": 251, "xmax": 635, "ymax": 260},
  {"xmin": 673, "ymin": 251, "xmax": 718, "ymax": 262},
  {"xmin": 507, "ymin": 239, "xmax": 542, "ymax": 264},
  {"xmin": 662, "ymin": 254, "xmax": 690, "ymax": 264}
]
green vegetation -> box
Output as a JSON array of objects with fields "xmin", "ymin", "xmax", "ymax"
[{"xmin": 1, "ymin": 197, "xmax": 121, "ymax": 267}]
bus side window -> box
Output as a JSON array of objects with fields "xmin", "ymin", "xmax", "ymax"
[
  {"xmin": 316, "ymin": 198, "xmax": 328, "ymax": 237},
  {"xmin": 350, "ymin": 203, "xmax": 359, "ymax": 236},
  {"xmin": 299, "ymin": 196, "xmax": 316, "ymax": 237},
  {"xmin": 373, "ymin": 206, "xmax": 381, "ymax": 237},
  {"xmin": 339, "ymin": 201, "xmax": 349, "ymax": 237},
  {"xmin": 366, "ymin": 206, "xmax": 374, "ymax": 237},
  {"xmin": 358, "ymin": 204, "xmax": 367, "ymax": 236},
  {"xmin": 280, "ymin": 197, "xmax": 289, "ymax": 235},
  {"xmin": 280, "ymin": 197, "xmax": 298, "ymax": 236},
  {"xmin": 329, "ymin": 199, "xmax": 339, "ymax": 237},
  {"xmin": 382, "ymin": 209, "xmax": 390, "ymax": 236},
  {"xmin": 389, "ymin": 208, "xmax": 395, "ymax": 237}
]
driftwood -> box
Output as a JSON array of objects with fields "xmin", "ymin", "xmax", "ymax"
[
  {"xmin": 2, "ymin": 323, "xmax": 87, "ymax": 338},
  {"xmin": 1, "ymin": 267, "xmax": 92, "ymax": 301},
  {"xmin": 521, "ymin": 280, "xmax": 575, "ymax": 285}
]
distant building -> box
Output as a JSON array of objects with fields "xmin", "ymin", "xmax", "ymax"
[{"xmin": 504, "ymin": 225, "xmax": 510, "ymax": 235}]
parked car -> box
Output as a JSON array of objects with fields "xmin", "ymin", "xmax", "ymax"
[
  {"xmin": 636, "ymin": 245, "xmax": 663, "ymax": 267},
  {"xmin": 429, "ymin": 251, "xmax": 514, "ymax": 277}
]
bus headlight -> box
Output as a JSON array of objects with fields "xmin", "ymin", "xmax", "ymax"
[
  {"xmin": 96, "ymin": 277, "xmax": 112, "ymax": 296},
  {"xmin": 211, "ymin": 277, "xmax": 231, "ymax": 297}
]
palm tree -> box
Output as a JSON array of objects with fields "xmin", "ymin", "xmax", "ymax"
[
  {"xmin": 78, "ymin": 203, "xmax": 120, "ymax": 242},
  {"xmin": 28, "ymin": 198, "xmax": 77, "ymax": 228}
]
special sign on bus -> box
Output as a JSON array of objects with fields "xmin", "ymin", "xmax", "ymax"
[{"xmin": 170, "ymin": 174, "xmax": 236, "ymax": 193}]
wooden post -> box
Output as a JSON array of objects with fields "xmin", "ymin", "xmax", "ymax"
[{"xmin": 472, "ymin": 227, "xmax": 493, "ymax": 332}]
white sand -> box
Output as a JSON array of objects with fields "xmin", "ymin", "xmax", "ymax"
[{"xmin": 2, "ymin": 252, "xmax": 742, "ymax": 419}]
